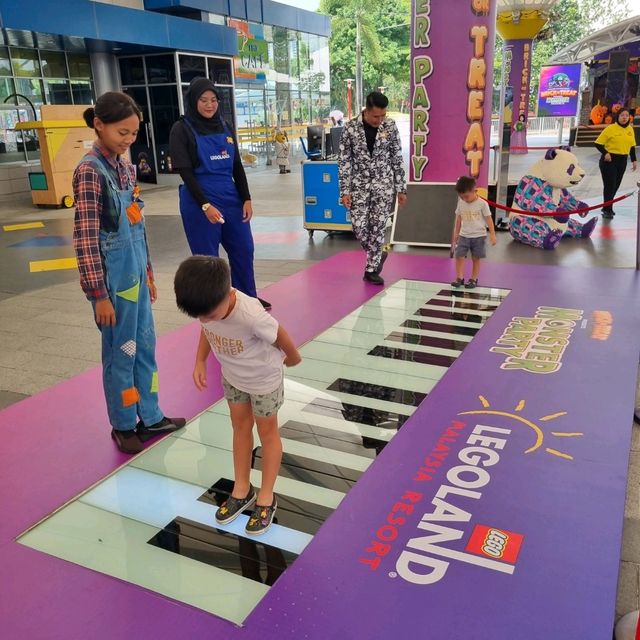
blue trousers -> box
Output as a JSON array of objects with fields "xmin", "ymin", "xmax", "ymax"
[{"xmin": 179, "ymin": 184, "xmax": 257, "ymax": 298}]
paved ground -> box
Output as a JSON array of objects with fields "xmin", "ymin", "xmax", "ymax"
[{"xmin": 1, "ymin": 128, "xmax": 639, "ymax": 623}]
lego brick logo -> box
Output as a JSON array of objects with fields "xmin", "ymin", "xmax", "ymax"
[{"xmin": 465, "ymin": 524, "xmax": 524, "ymax": 564}]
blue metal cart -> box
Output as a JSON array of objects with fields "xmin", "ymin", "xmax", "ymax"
[{"xmin": 302, "ymin": 161, "xmax": 352, "ymax": 238}]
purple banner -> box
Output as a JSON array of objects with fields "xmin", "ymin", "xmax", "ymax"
[
  {"xmin": 504, "ymin": 39, "xmax": 532, "ymax": 152},
  {"xmin": 410, "ymin": 0, "xmax": 497, "ymax": 186},
  {"xmin": 537, "ymin": 64, "xmax": 581, "ymax": 117}
]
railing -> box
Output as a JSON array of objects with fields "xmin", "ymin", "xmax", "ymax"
[
  {"xmin": 490, "ymin": 116, "xmax": 576, "ymax": 137},
  {"xmin": 236, "ymin": 124, "xmax": 310, "ymax": 148}
]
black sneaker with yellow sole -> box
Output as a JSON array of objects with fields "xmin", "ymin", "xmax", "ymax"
[
  {"xmin": 215, "ymin": 487, "xmax": 257, "ymax": 525},
  {"xmin": 246, "ymin": 497, "xmax": 278, "ymax": 535}
]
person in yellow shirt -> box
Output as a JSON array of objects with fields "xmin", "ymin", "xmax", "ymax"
[{"xmin": 594, "ymin": 108, "xmax": 637, "ymax": 219}]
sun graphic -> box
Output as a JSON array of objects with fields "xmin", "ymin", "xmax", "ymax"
[{"xmin": 458, "ymin": 396, "xmax": 583, "ymax": 461}]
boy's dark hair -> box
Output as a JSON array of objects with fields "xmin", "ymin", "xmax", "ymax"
[
  {"xmin": 455, "ymin": 176, "xmax": 476, "ymax": 194},
  {"xmin": 365, "ymin": 91, "xmax": 389, "ymax": 110},
  {"xmin": 174, "ymin": 256, "xmax": 231, "ymax": 318},
  {"xmin": 83, "ymin": 91, "xmax": 142, "ymax": 129}
]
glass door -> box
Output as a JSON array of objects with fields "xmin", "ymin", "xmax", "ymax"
[
  {"xmin": 122, "ymin": 85, "xmax": 158, "ymax": 184},
  {"xmin": 148, "ymin": 84, "xmax": 179, "ymax": 174}
]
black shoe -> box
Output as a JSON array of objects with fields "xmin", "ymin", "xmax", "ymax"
[
  {"xmin": 111, "ymin": 429, "xmax": 144, "ymax": 454},
  {"xmin": 375, "ymin": 250, "xmax": 389, "ymax": 275},
  {"xmin": 602, "ymin": 209, "xmax": 614, "ymax": 219},
  {"xmin": 246, "ymin": 497, "xmax": 278, "ymax": 535},
  {"xmin": 137, "ymin": 416, "xmax": 186, "ymax": 442},
  {"xmin": 285, "ymin": 169, "xmax": 291, "ymax": 173},
  {"xmin": 451, "ymin": 277, "xmax": 464, "ymax": 288},
  {"xmin": 465, "ymin": 278, "xmax": 478, "ymax": 289},
  {"xmin": 216, "ymin": 486, "xmax": 257, "ymax": 525},
  {"xmin": 363, "ymin": 271, "xmax": 384, "ymax": 285},
  {"xmin": 258, "ymin": 297, "xmax": 272, "ymax": 310}
]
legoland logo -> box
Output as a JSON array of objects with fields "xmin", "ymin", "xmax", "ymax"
[
  {"xmin": 390, "ymin": 420, "xmax": 520, "ymax": 585},
  {"xmin": 209, "ymin": 149, "xmax": 230, "ymax": 161},
  {"xmin": 360, "ymin": 397, "xmax": 584, "ymax": 584},
  {"xmin": 466, "ymin": 524, "xmax": 524, "ymax": 564}
]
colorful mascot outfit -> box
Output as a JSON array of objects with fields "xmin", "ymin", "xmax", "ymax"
[
  {"xmin": 509, "ymin": 147, "xmax": 598, "ymax": 250},
  {"xmin": 274, "ymin": 130, "xmax": 290, "ymax": 174}
]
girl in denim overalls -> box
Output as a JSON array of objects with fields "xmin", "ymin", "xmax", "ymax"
[{"xmin": 72, "ymin": 92, "xmax": 185, "ymax": 454}]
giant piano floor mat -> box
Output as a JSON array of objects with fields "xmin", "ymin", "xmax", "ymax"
[{"xmin": 4, "ymin": 252, "xmax": 639, "ymax": 639}]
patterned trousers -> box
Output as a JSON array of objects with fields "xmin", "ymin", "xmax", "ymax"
[{"xmin": 350, "ymin": 196, "xmax": 393, "ymax": 272}]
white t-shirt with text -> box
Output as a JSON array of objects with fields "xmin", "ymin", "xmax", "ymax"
[
  {"xmin": 455, "ymin": 197, "xmax": 492, "ymax": 238},
  {"xmin": 201, "ymin": 290, "xmax": 283, "ymax": 394}
]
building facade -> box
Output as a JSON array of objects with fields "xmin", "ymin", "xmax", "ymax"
[{"xmin": 0, "ymin": 0, "xmax": 330, "ymax": 180}]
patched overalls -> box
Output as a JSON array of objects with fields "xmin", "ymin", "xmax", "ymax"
[
  {"xmin": 86, "ymin": 154, "xmax": 163, "ymax": 431},
  {"xmin": 179, "ymin": 118, "xmax": 257, "ymax": 297}
]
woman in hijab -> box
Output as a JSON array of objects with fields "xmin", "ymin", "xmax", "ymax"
[
  {"xmin": 169, "ymin": 77, "xmax": 270, "ymax": 309},
  {"xmin": 594, "ymin": 107, "xmax": 637, "ymax": 220}
]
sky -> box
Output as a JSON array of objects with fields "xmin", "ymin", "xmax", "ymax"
[{"xmin": 276, "ymin": 0, "xmax": 321, "ymax": 11}]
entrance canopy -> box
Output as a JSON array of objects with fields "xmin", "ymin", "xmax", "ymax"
[
  {"xmin": 0, "ymin": 0, "xmax": 238, "ymax": 57},
  {"xmin": 550, "ymin": 14, "xmax": 640, "ymax": 63}
]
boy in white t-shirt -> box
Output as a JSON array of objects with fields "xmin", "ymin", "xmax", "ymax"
[
  {"xmin": 451, "ymin": 176, "xmax": 497, "ymax": 289},
  {"xmin": 174, "ymin": 256, "xmax": 301, "ymax": 535}
]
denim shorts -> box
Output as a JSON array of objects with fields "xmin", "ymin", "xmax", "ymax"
[
  {"xmin": 455, "ymin": 235, "xmax": 486, "ymax": 258},
  {"xmin": 222, "ymin": 377, "xmax": 284, "ymax": 418}
]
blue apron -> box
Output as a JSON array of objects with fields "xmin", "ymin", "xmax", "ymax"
[
  {"xmin": 86, "ymin": 154, "xmax": 163, "ymax": 431},
  {"xmin": 179, "ymin": 118, "xmax": 257, "ymax": 298}
]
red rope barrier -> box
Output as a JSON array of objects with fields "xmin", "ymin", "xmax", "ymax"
[
  {"xmin": 480, "ymin": 190, "xmax": 636, "ymax": 216},
  {"xmin": 508, "ymin": 146, "xmax": 570, "ymax": 151}
]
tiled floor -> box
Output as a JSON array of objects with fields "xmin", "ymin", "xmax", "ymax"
[{"xmin": 3, "ymin": 135, "xmax": 640, "ymax": 632}]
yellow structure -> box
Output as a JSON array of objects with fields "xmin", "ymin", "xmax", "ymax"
[
  {"xmin": 495, "ymin": 9, "xmax": 550, "ymax": 41},
  {"xmin": 15, "ymin": 105, "xmax": 94, "ymax": 208}
]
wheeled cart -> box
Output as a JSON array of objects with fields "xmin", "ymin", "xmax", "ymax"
[
  {"xmin": 302, "ymin": 161, "xmax": 352, "ymax": 238},
  {"xmin": 16, "ymin": 105, "xmax": 94, "ymax": 208}
]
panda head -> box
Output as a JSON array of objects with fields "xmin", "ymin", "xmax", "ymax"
[{"xmin": 529, "ymin": 147, "xmax": 586, "ymax": 188}]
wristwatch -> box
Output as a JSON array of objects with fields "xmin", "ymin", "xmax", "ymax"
[{"xmin": 201, "ymin": 203, "xmax": 210, "ymax": 212}]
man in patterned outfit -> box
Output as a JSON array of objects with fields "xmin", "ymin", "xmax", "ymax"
[{"xmin": 338, "ymin": 91, "xmax": 407, "ymax": 285}]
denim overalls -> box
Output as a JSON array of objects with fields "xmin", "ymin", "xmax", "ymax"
[
  {"xmin": 178, "ymin": 118, "xmax": 257, "ymax": 298},
  {"xmin": 85, "ymin": 153, "xmax": 164, "ymax": 431}
]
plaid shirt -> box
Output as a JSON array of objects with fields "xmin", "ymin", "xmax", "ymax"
[{"xmin": 72, "ymin": 141, "xmax": 152, "ymax": 301}]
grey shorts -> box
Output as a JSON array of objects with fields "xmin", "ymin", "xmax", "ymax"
[
  {"xmin": 455, "ymin": 235, "xmax": 486, "ymax": 258},
  {"xmin": 222, "ymin": 377, "xmax": 284, "ymax": 418}
]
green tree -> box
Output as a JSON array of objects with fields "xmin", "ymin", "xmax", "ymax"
[
  {"xmin": 319, "ymin": 0, "xmax": 409, "ymax": 113},
  {"xmin": 578, "ymin": 0, "xmax": 633, "ymax": 30},
  {"xmin": 494, "ymin": 0, "xmax": 632, "ymax": 113}
]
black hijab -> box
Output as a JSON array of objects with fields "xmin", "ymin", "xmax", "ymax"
[
  {"xmin": 616, "ymin": 109, "xmax": 632, "ymax": 128},
  {"xmin": 184, "ymin": 77, "xmax": 224, "ymax": 135}
]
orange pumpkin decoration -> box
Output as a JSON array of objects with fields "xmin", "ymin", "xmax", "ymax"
[{"xmin": 590, "ymin": 103, "xmax": 608, "ymax": 125}]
